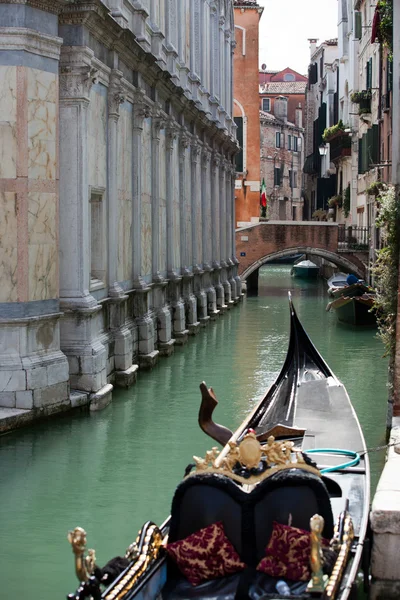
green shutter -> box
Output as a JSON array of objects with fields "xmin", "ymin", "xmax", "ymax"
[
  {"xmin": 387, "ymin": 58, "xmax": 393, "ymax": 92},
  {"xmin": 358, "ymin": 138, "xmax": 363, "ymax": 174},
  {"xmin": 372, "ymin": 124, "xmax": 379, "ymax": 165},
  {"xmin": 362, "ymin": 133, "xmax": 368, "ymax": 173},
  {"xmin": 354, "ymin": 12, "xmax": 362, "ymax": 40}
]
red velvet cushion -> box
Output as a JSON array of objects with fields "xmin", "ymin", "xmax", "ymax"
[
  {"xmin": 166, "ymin": 521, "xmax": 246, "ymax": 586},
  {"xmin": 257, "ymin": 521, "xmax": 328, "ymax": 582}
]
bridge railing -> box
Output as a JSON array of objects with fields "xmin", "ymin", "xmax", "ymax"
[{"xmin": 338, "ymin": 225, "xmax": 370, "ymax": 251}]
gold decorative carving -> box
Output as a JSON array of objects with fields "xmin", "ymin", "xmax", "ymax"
[
  {"xmin": 67, "ymin": 526, "xmax": 96, "ymax": 583},
  {"xmin": 307, "ymin": 514, "xmax": 327, "ymax": 593},
  {"xmin": 104, "ymin": 523, "xmax": 164, "ymax": 600},
  {"xmin": 190, "ymin": 433, "xmax": 320, "ymax": 485},
  {"xmin": 324, "ymin": 515, "xmax": 354, "ymax": 599}
]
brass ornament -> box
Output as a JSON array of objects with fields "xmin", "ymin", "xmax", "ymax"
[
  {"xmin": 324, "ymin": 515, "xmax": 354, "ymax": 598},
  {"xmin": 190, "ymin": 434, "xmax": 320, "ymax": 485},
  {"xmin": 104, "ymin": 523, "xmax": 164, "ymax": 600},
  {"xmin": 68, "ymin": 526, "xmax": 96, "ymax": 583},
  {"xmin": 307, "ymin": 514, "xmax": 328, "ymax": 593}
]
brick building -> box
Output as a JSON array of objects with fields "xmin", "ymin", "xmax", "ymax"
[
  {"xmin": 260, "ymin": 99, "xmax": 305, "ymax": 220},
  {"xmin": 233, "ymin": 0, "xmax": 264, "ymax": 226},
  {"xmin": 259, "ymin": 67, "xmax": 307, "ymax": 124}
]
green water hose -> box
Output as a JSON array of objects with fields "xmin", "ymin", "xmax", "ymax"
[{"xmin": 304, "ymin": 448, "xmax": 361, "ymax": 474}]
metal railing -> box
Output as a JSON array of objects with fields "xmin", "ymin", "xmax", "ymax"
[{"xmin": 338, "ymin": 225, "xmax": 370, "ymax": 251}]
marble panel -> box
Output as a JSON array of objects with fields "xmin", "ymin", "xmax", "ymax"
[
  {"xmin": 142, "ymin": 118, "xmax": 151, "ymax": 196},
  {"xmin": 27, "ymin": 68, "xmax": 57, "ymax": 103},
  {"xmin": 159, "ymin": 131, "xmax": 166, "ymax": 200},
  {"xmin": 118, "ymin": 195, "xmax": 132, "ymax": 282},
  {"xmin": 28, "ymin": 238, "xmax": 57, "ymax": 301},
  {"xmin": 118, "ymin": 102, "xmax": 133, "ymax": 196},
  {"xmin": 28, "ymin": 100, "xmax": 56, "ymax": 142},
  {"xmin": 88, "ymin": 88, "xmax": 107, "ymax": 189},
  {"xmin": 0, "ymin": 192, "xmax": 18, "ymax": 302},
  {"xmin": 159, "ymin": 204, "xmax": 167, "ymax": 273},
  {"xmin": 141, "ymin": 197, "xmax": 152, "ymax": 277},
  {"xmin": 28, "ymin": 192, "xmax": 56, "ymax": 246},
  {"xmin": 0, "ymin": 122, "xmax": 17, "ymax": 178},
  {"xmin": 0, "ymin": 66, "xmax": 17, "ymax": 122}
]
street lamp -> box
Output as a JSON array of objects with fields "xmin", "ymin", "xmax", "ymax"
[{"xmin": 319, "ymin": 143, "xmax": 328, "ymax": 156}]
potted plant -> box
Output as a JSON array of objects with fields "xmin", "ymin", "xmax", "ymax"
[
  {"xmin": 322, "ymin": 120, "xmax": 347, "ymax": 143},
  {"xmin": 328, "ymin": 195, "xmax": 343, "ymax": 208},
  {"xmin": 350, "ymin": 90, "xmax": 372, "ymax": 115}
]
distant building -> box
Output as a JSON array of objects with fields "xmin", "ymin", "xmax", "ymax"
[
  {"xmin": 233, "ymin": 0, "xmax": 264, "ymax": 226},
  {"xmin": 260, "ymin": 99, "xmax": 304, "ymax": 221},
  {"xmin": 259, "ymin": 67, "xmax": 307, "ymax": 124}
]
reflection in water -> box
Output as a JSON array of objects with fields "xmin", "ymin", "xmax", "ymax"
[{"xmin": 0, "ymin": 265, "xmax": 388, "ymax": 599}]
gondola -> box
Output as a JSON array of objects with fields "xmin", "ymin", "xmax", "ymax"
[{"xmin": 67, "ymin": 294, "xmax": 370, "ymax": 600}]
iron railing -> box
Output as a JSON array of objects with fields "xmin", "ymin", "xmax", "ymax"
[{"xmin": 338, "ymin": 225, "xmax": 370, "ymax": 251}]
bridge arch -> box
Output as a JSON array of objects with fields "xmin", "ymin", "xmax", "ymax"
[
  {"xmin": 241, "ymin": 247, "xmax": 364, "ymax": 280},
  {"xmin": 235, "ymin": 222, "xmax": 367, "ymax": 282}
]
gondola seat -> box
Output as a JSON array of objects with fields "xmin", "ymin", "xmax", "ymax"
[{"xmin": 163, "ymin": 469, "xmax": 334, "ymax": 599}]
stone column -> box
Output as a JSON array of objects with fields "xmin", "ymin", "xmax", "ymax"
[
  {"xmin": 211, "ymin": 152, "xmax": 226, "ymax": 312},
  {"xmin": 59, "ymin": 47, "xmax": 112, "ymax": 409},
  {"xmin": 225, "ymin": 163, "xmax": 237, "ymax": 300},
  {"xmin": 132, "ymin": 91, "xmax": 158, "ymax": 368},
  {"xmin": 107, "ymin": 69, "xmax": 136, "ymax": 387},
  {"xmin": 221, "ymin": 159, "xmax": 233, "ymax": 306},
  {"xmin": 180, "ymin": 131, "xmax": 199, "ymax": 334},
  {"xmin": 151, "ymin": 109, "xmax": 174, "ymax": 355},
  {"xmin": 191, "ymin": 138, "xmax": 208, "ymax": 326},
  {"xmin": 230, "ymin": 163, "xmax": 242, "ymax": 299},
  {"xmin": 166, "ymin": 122, "xmax": 188, "ymax": 343},
  {"xmin": 201, "ymin": 146, "xmax": 219, "ymax": 318}
]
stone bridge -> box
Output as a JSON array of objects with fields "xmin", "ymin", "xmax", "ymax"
[{"xmin": 236, "ymin": 221, "xmax": 367, "ymax": 280}]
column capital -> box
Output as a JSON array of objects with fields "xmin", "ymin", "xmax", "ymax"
[
  {"xmin": 133, "ymin": 90, "xmax": 152, "ymax": 126},
  {"xmin": 201, "ymin": 146, "xmax": 212, "ymax": 168},
  {"xmin": 191, "ymin": 136, "xmax": 201, "ymax": 163},
  {"xmin": 179, "ymin": 131, "xmax": 191, "ymax": 152},
  {"xmin": 60, "ymin": 65, "xmax": 98, "ymax": 101},
  {"xmin": 108, "ymin": 69, "xmax": 125, "ymax": 119},
  {"xmin": 165, "ymin": 120, "xmax": 179, "ymax": 149},
  {"xmin": 211, "ymin": 152, "xmax": 221, "ymax": 171},
  {"xmin": 152, "ymin": 113, "xmax": 167, "ymax": 138}
]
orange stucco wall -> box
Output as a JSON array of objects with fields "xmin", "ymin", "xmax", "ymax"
[{"xmin": 233, "ymin": 6, "xmax": 262, "ymax": 225}]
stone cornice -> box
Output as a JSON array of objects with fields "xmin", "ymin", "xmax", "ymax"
[
  {"xmin": 6, "ymin": 0, "xmax": 72, "ymax": 15},
  {"xmin": 57, "ymin": 1, "xmax": 236, "ymax": 151},
  {"xmin": 0, "ymin": 27, "xmax": 63, "ymax": 60}
]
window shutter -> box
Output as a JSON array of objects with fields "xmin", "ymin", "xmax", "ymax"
[
  {"xmin": 276, "ymin": 132, "xmax": 280, "ymax": 148},
  {"xmin": 293, "ymin": 136, "xmax": 298, "ymax": 152},
  {"xmin": 354, "ymin": 11, "xmax": 362, "ymax": 40},
  {"xmin": 372, "ymin": 124, "xmax": 379, "ymax": 166},
  {"xmin": 387, "ymin": 58, "xmax": 393, "ymax": 92},
  {"xmin": 288, "ymin": 135, "xmax": 292, "ymax": 150},
  {"xmin": 234, "ymin": 117, "xmax": 243, "ymax": 172},
  {"xmin": 358, "ymin": 138, "xmax": 363, "ymax": 174}
]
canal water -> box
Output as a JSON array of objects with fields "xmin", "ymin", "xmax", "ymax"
[{"xmin": 0, "ymin": 266, "xmax": 388, "ymax": 599}]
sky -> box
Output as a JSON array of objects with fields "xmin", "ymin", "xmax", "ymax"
[{"xmin": 257, "ymin": 0, "xmax": 338, "ymax": 75}]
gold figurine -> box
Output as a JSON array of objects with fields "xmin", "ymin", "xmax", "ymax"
[{"xmin": 307, "ymin": 514, "xmax": 328, "ymax": 594}]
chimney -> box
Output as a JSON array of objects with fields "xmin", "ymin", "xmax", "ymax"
[
  {"xmin": 295, "ymin": 103, "xmax": 302, "ymax": 128},
  {"xmin": 274, "ymin": 96, "xmax": 288, "ymax": 122},
  {"xmin": 308, "ymin": 38, "xmax": 318, "ymax": 57}
]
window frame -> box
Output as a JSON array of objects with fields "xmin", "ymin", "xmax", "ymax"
[{"xmin": 262, "ymin": 98, "xmax": 270, "ymax": 112}]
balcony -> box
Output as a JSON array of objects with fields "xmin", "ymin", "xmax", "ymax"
[
  {"xmin": 350, "ymin": 90, "xmax": 372, "ymax": 116},
  {"xmin": 328, "ymin": 131, "xmax": 352, "ymax": 162},
  {"xmin": 338, "ymin": 225, "xmax": 370, "ymax": 251}
]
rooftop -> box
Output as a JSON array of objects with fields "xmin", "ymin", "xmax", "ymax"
[{"xmin": 260, "ymin": 81, "xmax": 307, "ymax": 94}]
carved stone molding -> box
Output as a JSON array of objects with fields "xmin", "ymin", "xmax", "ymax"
[
  {"xmin": 108, "ymin": 70, "xmax": 125, "ymax": 119},
  {"xmin": 152, "ymin": 114, "xmax": 167, "ymax": 138},
  {"xmin": 165, "ymin": 121, "xmax": 179, "ymax": 149},
  {"xmin": 179, "ymin": 132, "xmax": 191, "ymax": 152},
  {"xmin": 133, "ymin": 91, "xmax": 152, "ymax": 126},
  {"xmin": 201, "ymin": 147, "xmax": 212, "ymax": 168},
  {"xmin": 60, "ymin": 65, "xmax": 98, "ymax": 101},
  {"xmin": 191, "ymin": 137, "xmax": 201, "ymax": 163},
  {"xmin": 0, "ymin": 28, "xmax": 63, "ymax": 61},
  {"xmin": 6, "ymin": 0, "xmax": 67, "ymax": 15},
  {"xmin": 211, "ymin": 152, "xmax": 221, "ymax": 171}
]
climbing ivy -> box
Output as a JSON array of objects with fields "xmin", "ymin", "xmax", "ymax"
[
  {"xmin": 377, "ymin": 0, "xmax": 393, "ymax": 57},
  {"xmin": 372, "ymin": 185, "xmax": 400, "ymax": 356},
  {"xmin": 343, "ymin": 184, "xmax": 350, "ymax": 218}
]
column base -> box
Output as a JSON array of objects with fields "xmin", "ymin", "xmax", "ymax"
[
  {"xmin": 159, "ymin": 339, "xmax": 176, "ymax": 357},
  {"xmin": 70, "ymin": 390, "xmax": 89, "ymax": 408},
  {"xmin": 89, "ymin": 383, "xmax": 113, "ymax": 411},
  {"xmin": 199, "ymin": 316, "xmax": 210, "ymax": 327},
  {"xmin": 138, "ymin": 350, "xmax": 159, "ymax": 369},
  {"xmin": 188, "ymin": 322, "xmax": 200, "ymax": 335},
  {"xmin": 115, "ymin": 364, "xmax": 139, "ymax": 388},
  {"xmin": 209, "ymin": 310, "xmax": 220, "ymax": 321},
  {"xmin": 174, "ymin": 330, "xmax": 189, "ymax": 345}
]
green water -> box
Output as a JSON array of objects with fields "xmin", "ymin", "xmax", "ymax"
[{"xmin": 0, "ymin": 266, "xmax": 388, "ymax": 599}]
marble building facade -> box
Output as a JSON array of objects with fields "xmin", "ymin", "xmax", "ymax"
[{"xmin": 0, "ymin": 0, "xmax": 240, "ymax": 420}]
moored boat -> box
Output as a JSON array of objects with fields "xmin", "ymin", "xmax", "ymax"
[
  {"xmin": 327, "ymin": 272, "xmax": 349, "ymax": 297},
  {"xmin": 327, "ymin": 293, "xmax": 376, "ymax": 326},
  {"xmin": 67, "ymin": 295, "xmax": 370, "ymax": 600},
  {"xmin": 291, "ymin": 259, "xmax": 319, "ymax": 278}
]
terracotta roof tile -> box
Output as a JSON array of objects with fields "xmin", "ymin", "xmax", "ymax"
[
  {"xmin": 259, "ymin": 81, "xmax": 307, "ymax": 94},
  {"xmin": 233, "ymin": 0, "xmax": 260, "ymax": 6}
]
